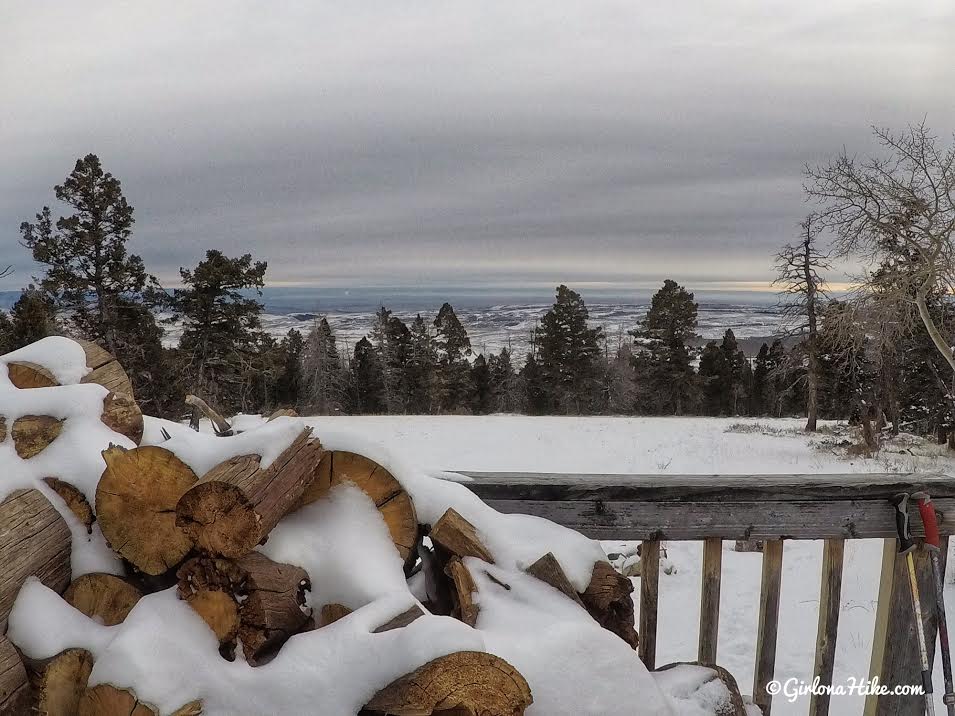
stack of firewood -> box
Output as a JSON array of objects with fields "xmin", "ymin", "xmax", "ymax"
[{"xmin": 0, "ymin": 339, "xmax": 643, "ymax": 716}]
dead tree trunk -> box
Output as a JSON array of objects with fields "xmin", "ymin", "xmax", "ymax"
[{"xmin": 176, "ymin": 428, "xmax": 323, "ymax": 558}]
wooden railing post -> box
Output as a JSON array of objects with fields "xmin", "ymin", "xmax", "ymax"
[
  {"xmin": 639, "ymin": 539, "xmax": 660, "ymax": 670},
  {"xmin": 753, "ymin": 539, "xmax": 784, "ymax": 715},
  {"xmin": 698, "ymin": 537, "xmax": 722, "ymax": 664},
  {"xmin": 809, "ymin": 538, "xmax": 845, "ymax": 716},
  {"xmin": 866, "ymin": 537, "xmax": 947, "ymax": 716}
]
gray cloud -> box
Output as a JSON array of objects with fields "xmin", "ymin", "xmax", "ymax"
[{"xmin": 2, "ymin": 0, "xmax": 954, "ymax": 290}]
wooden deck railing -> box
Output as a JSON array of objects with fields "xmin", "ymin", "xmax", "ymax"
[{"xmin": 460, "ymin": 471, "xmax": 955, "ymax": 716}]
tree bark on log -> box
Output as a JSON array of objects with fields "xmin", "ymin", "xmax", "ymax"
[
  {"xmin": 176, "ymin": 428, "xmax": 323, "ymax": 558},
  {"xmin": 177, "ymin": 552, "xmax": 311, "ymax": 665},
  {"xmin": 579, "ymin": 561, "xmax": 640, "ymax": 650},
  {"xmin": 0, "ymin": 489, "xmax": 71, "ymax": 630},
  {"xmin": 0, "ymin": 635, "xmax": 30, "ymax": 716},
  {"xmin": 63, "ymin": 574, "xmax": 142, "ymax": 626},
  {"xmin": 295, "ymin": 450, "xmax": 419, "ymax": 569},
  {"xmin": 96, "ymin": 446, "xmax": 199, "ymax": 575},
  {"xmin": 25, "ymin": 648, "xmax": 94, "ymax": 716},
  {"xmin": 360, "ymin": 651, "xmax": 533, "ymax": 716},
  {"xmin": 43, "ymin": 477, "xmax": 94, "ymax": 533}
]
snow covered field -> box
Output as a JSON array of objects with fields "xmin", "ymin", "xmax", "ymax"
[{"xmin": 253, "ymin": 414, "xmax": 955, "ymax": 716}]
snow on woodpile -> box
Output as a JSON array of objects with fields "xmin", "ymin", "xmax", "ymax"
[{"xmin": 1, "ymin": 338, "xmax": 751, "ymax": 715}]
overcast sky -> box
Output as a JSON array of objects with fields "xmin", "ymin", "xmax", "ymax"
[{"xmin": 2, "ymin": 1, "xmax": 954, "ymax": 292}]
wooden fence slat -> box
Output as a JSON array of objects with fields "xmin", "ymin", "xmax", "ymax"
[
  {"xmin": 809, "ymin": 538, "xmax": 845, "ymax": 716},
  {"xmin": 639, "ymin": 539, "xmax": 660, "ymax": 670},
  {"xmin": 865, "ymin": 539, "xmax": 946, "ymax": 716},
  {"xmin": 753, "ymin": 539, "xmax": 784, "ymax": 716},
  {"xmin": 698, "ymin": 537, "xmax": 722, "ymax": 664}
]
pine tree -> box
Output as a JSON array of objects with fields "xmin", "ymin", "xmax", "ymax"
[
  {"xmin": 172, "ymin": 250, "xmax": 268, "ymax": 414},
  {"xmin": 301, "ymin": 318, "xmax": 346, "ymax": 414},
  {"xmin": 718, "ymin": 329, "xmax": 748, "ymax": 415},
  {"xmin": 432, "ymin": 303, "xmax": 472, "ymax": 412},
  {"xmin": 697, "ymin": 342, "xmax": 726, "ymax": 416},
  {"xmin": 3, "ymin": 287, "xmax": 57, "ymax": 350},
  {"xmin": 406, "ymin": 314, "xmax": 436, "ymax": 413},
  {"xmin": 19, "ymin": 154, "xmax": 167, "ymax": 403},
  {"xmin": 630, "ymin": 280, "xmax": 698, "ymax": 414},
  {"xmin": 273, "ymin": 329, "xmax": 305, "ymax": 408},
  {"xmin": 470, "ymin": 354, "xmax": 493, "ymax": 414},
  {"xmin": 535, "ymin": 285, "xmax": 603, "ymax": 414},
  {"xmin": 349, "ymin": 337, "xmax": 386, "ymax": 413},
  {"xmin": 488, "ymin": 347, "xmax": 518, "ymax": 413},
  {"xmin": 519, "ymin": 353, "xmax": 548, "ymax": 415},
  {"xmin": 750, "ymin": 343, "xmax": 771, "ymax": 415}
]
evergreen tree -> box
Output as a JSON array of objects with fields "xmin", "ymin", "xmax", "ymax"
[
  {"xmin": 273, "ymin": 328, "xmax": 305, "ymax": 408},
  {"xmin": 405, "ymin": 314, "xmax": 436, "ymax": 413},
  {"xmin": 630, "ymin": 280, "xmax": 698, "ymax": 414},
  {"xmin": 518, "ymin": 353, "xmax": 549, "ymax": 415},
  {"xmin": 349, "ymin": 337, "xmax": 386, "ymax": 413},
  {"xmin": 535, "ymin": 285, "xmax": 603, "ymax": 414},
  {"xmin": 172, "ymin": 250, "xmax": 268, "ymax": 414},
  {"xmin": 718, "ymin": 329, "xmax": 748, "ymax": 415},
  {"xmin": 697, "ymin": 342, "xmax": 726, "ymax": 416},
  {"xmin": 488, "ymin": 347, "xmax": 518, "ymax": 413},
  {"xmin": 3, "ymin": 287, "xmax": 57, "ymax": 350},
  {"xmin": 301, "ymin": 318, "xmax": 346, "ymax": 414},
  {"xmin": 432, "ymin": 303, "xmax": 472, "ymax": 412},
  {"xmin": 470, "ymin": 354, "xmax": 493, "ymax": 414},
  {"xmin": 750, "ymin": 343, "xmax": 771, "ymax": 415},
  {"xmin": 19, "ymin": 154, "xmax": 167, "ymax": 403}
]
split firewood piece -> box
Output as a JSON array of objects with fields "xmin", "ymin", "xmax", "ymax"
[
  {"xmin": 525, "ymin": 553, "xmax": 585, "ymax": 607},
  {"xmin": 372, "ymin": 604, "xmax": 426, "ymax": 633},
  {"xmin": 25, "ymin": 648, "xmax": 94, "ymax": 716},
  {"xmin": 184, "ymin": 395, "xmax": 233, "ymax": 436},
  {"xmin": 63, "ymin": 574, "xmax": 143, "ymax": 626},
  {"xmin": 43, "ymin": 477, "xmax": 95, "ymax": 532},
  {"xmin": 579, "ymin": 561, "xmax": 639, "ymax": 649},
  {"xmin": 5, "ymin": 360, "xmax": 58, "ymax": 388},
  {"xmin": 267, "ymin": 408, "xmax": 298, "ymax": 420},
  {"xmin": 1, "ymin": 489, "xmax": 71, "ymax": 629},
  {"xmin": 186, "ymin": 590, "xmax": 241, "ymax": 656},
  {"xmin": 0, "ymin": 635, "xmax": 31, "ymax": 715},
  {"xmin": 77, "ymin": 685, "xmax": 157, "ymax": 716},
  {"xmin": 11, "ymin": 415, "xmax": 64, "ymax": 459},
  {"xmin": 75, "ymin": 339, "xmax": 135, "ymax": 399},
  {"xmin": 445, "ymin": 558, "xmax": 480, "ymax": 627},
  {"xmin": 177, "ymin": 428, "xmax": 322, "ymax": 558},
  {"xmin": 296, "ymin": 450, "xmax": 419, "ymax": 569},
  {"xmin": 430, "ymin": 508, "xmax": 493, "ymax": 563},
  {"xmin": 96, "ymin": 446, "xmax": 199, "ymax": 575},
  {"xmin": 177, "ymin": 552, "xmax": 311, "ymax": 665},
  {"xmin": 361, "ymin": 651, "xmax": 533, "ymax": 716},
  {"xmin": 318, "ymin": 603, "xmax": 353, "ymax": 628},
  {"xmin": 100, "ymin": 391, "xmax": 144, "ymax": 445}
]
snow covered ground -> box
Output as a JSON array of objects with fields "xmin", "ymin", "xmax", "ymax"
[{"xmin": 254, "ymin": 414, "xmax": 954, "ymax": 716}]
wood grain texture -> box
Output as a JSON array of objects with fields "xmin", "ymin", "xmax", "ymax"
[
  {"xmin": 0, "ymin": 635, "xmax": 30, "ymax": 715},
  {"xmin": 809, "ymin": 539, "xmax": 844, "ymax": 716},
  {"xmin": 753, "ymin": 540, "xmax": 784, "ymax": 716},
  {"xmin": 638, "ymin": 540, "xmax": 660, "ymax": 669},
  {"xmin": 0, "ymin": 489, "xmax": 71, "ymax": 631},
  {"xmin": 698, "ymin": 537, "xmax": 722, "ymax": 664}
]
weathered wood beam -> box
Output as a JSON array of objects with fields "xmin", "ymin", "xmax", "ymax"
[
  {"xmin": 753, "ymin": 539, "xmax": 784, "ymax": 716},
  {"xmin": 809, "ymin": 538, "xmax": 844, "ymax": 716},
  {"xmin": 698, "ymin": 537, "xmax": 722, "ymax": 664},
  {"xmin": 638, "ymin": 539, "xmax": 660, "ymax": 669}
]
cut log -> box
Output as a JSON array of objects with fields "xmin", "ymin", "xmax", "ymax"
[
  {"xmin": 445, "ymin": 558, "xmax": 480, "ymax": 627},
  {"xmin": 43, "ymin": 477, "xmax": 95, "ymax": 533},
  {"xmin": 75, "ymin": 339, "xmax": 135, "ymax": 399},
  {"xmin": 296, "ymin": 450, "xmax": 419, "ymax": 569},
  {"xmin": 361, "ymin": 651, "xmax": 533, "ymax": 716},
  {"xmin": 77, "ymin": 685, "xmax": 156, "ymax": 716},
  {"xmin": 0, "ymin": 489, "xmax": 71, "ymax": 630},
  {"xmin": 318, "ymin": 603, "xmax": 353, "ymax": 628},
  {"xmin": 0, "ymin": 635, "xmax": 31, "ymax": 715},
  {"xmin": 176, "ymin": 428, "xmax": 322, "ymax": 558},
  {"xmin": 96, "ymin": 446, "xmax": 199, "ymax": 575},
  {"xmin": 185, "ymin": 590, "xmax": 240, "ymax": 657},
  {"xmin": 579, "ymin": 561, "xmax": 639, "ymax": 650},
  {"xmin": 11, "ymin": 415, "xmax": 64, "ymax": 459},
  {"xmin": 430, "ymin": 508, "xmax": 493, "ymax": 563},
  {"xmin": 177, "ymin": 552, "xmax": 311, "ymax": 665},
  {"xmin": 5, "ymin": 361, "xmax": 57, "ymax": 389},
  {"xmin": 25, "ymin": 648, "xmax": 94, "ymax": 716},
  {"xmin": 63, "ymin": 574, "xmax": 142, "ymax": 626},
  {"xmin": 525, "ymin": 553, "xmax": 585, "ymax": 608}
]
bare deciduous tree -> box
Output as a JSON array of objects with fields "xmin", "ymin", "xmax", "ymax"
[
  {"xmin": 774, "ymin": 213, "xmax": 830, "ymax": 431},
  {"xmin": 805, "ymin": 123, "xmax": 955, "ymax": 375}
]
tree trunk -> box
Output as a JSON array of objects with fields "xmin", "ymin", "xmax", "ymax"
[
  {"xmin": 96, "ymin": 445, "xmax": 199, "ymax": 575},
  {"xmin": 360, "ymin": 651, "xmax": 533, "ymax": 716},
  {"xmin": 1, "ymin": 489, "xmax": 71, "ymax": 630},
  {"xmin": 917, "ymin": 290, "xmax": 955, "ymax": 374},
  {"xmin": 176, "ymin": 428, "xmax": 323, "ymax": 558}
]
